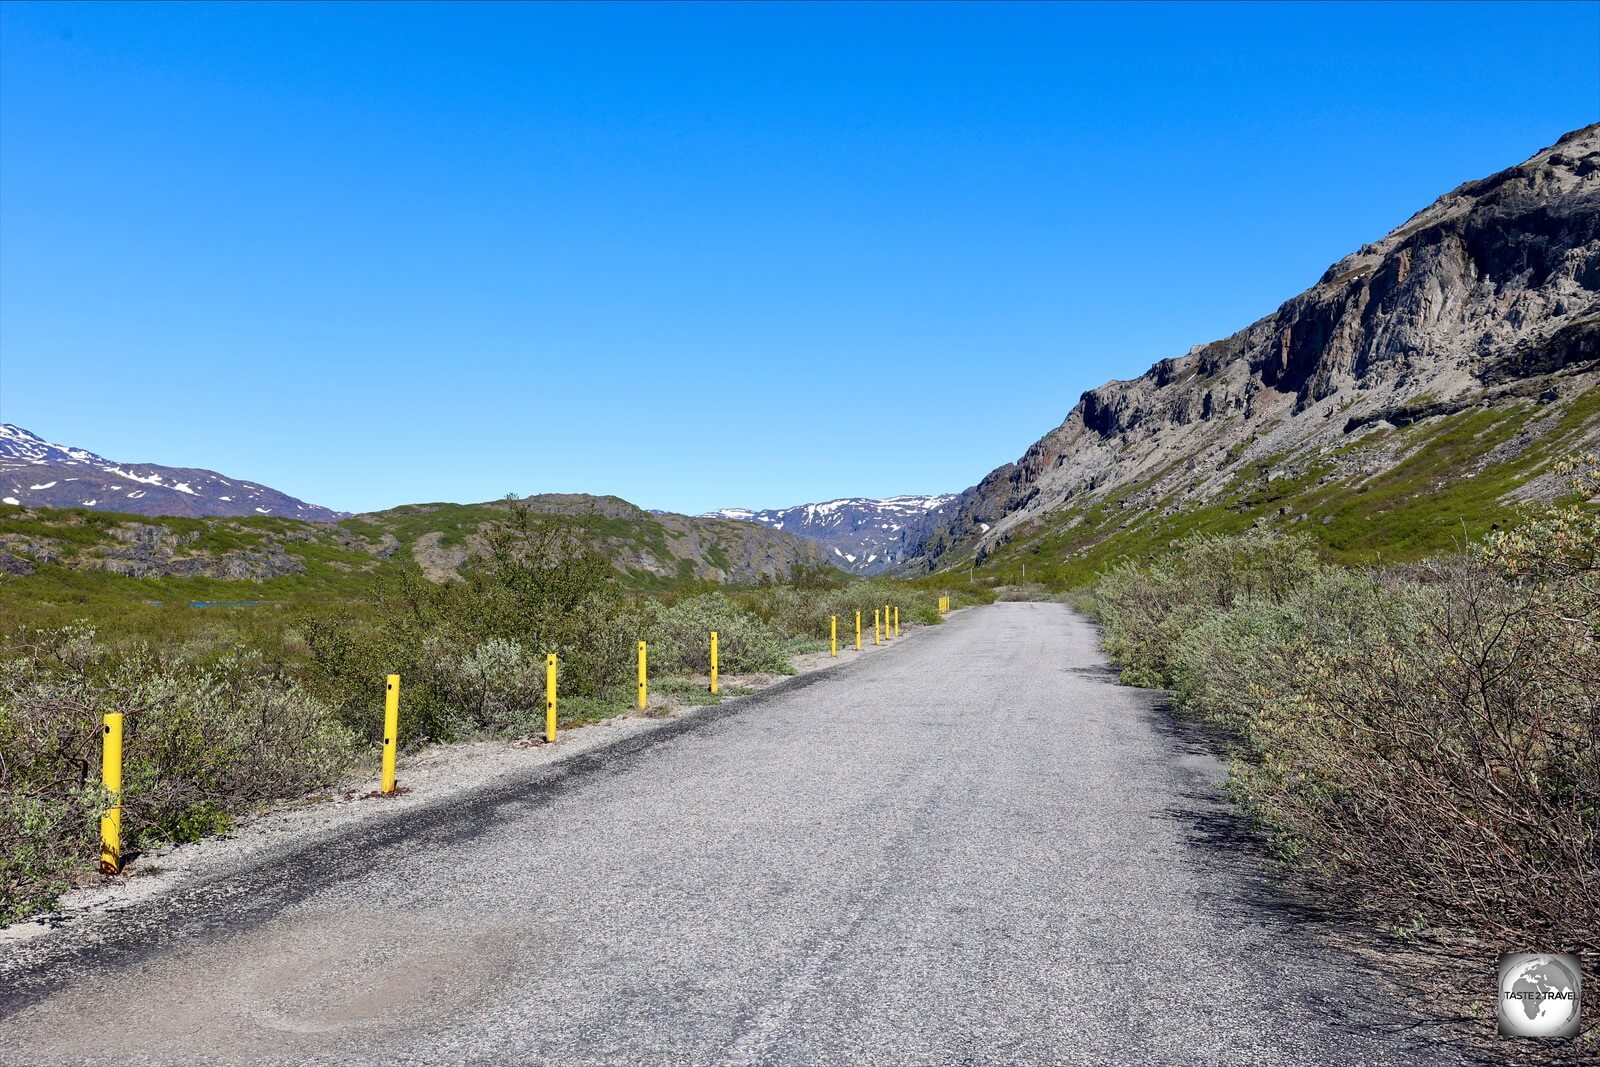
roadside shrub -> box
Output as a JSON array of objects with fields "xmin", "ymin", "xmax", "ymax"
[
  {"xmin": 0, "ymin": 627, "xmax": 356, "ymax": 925},
  {"xmin": 305, "ymin": 499, "xmax": 638, "ymax": 739},
  {"xmin": 1094, "ymin": 467, "xmax": 1600, "ymax": 953},
  {"xmin": 1096, "ymin": 530, "xmax": 1321, "ymax": 688},
  {"xmin": 644, "ymin": 593, "xmax": 790, "ymax": 674}
]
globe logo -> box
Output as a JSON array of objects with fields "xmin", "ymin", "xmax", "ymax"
[{"xmin": 1498, "ymin": 952, "xmax": 1583, "ymax": 1038}]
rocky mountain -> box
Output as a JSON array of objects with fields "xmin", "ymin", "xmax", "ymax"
[
  {"xmin": 0, "ymin": 424, "xmax": 346, "ymax": 522},
  {"xmin": 905, "ymin": 124, "xmax": 1600, "ymax": 582},
  {"xmin": 368, "ymin": 494, "xmax": 834, "ymax": 586},
  {"xmin": 704, "ymin": 495, "xmax": 956, "ymax": 574}
]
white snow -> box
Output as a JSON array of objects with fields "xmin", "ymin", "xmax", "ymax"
[
  {"xmin": 2, "ymin": 497, "xmax": 18, "ymax": 506},
  {"xmin": 0, "ymin": 424, "xmax": 106, "ymax": 465},
  {"xmin": 29, "ymin": 481, "xmax": 57, "ymax": 490},
  {"xmin": 172, "ymin": 482, "xmax": 197, "ymax": 495},
  {"xmin": 127, "ymin": 490, "xmax": 146, "ymax": 499},
  {"xmin": 866, "ymin": 554, "xmax": 878, "ymax": 564},
  {"xmin": 255, "ymin": 507, "xmax": 272, "ymax": 514},
  {"xmin": 218, "ymin": 496, "xmax": 232, "ymax": 501},
  {"xmin": 82, "ymin": 500, "xmax": 98, "ymax": 506},
  {"xmin": 980, "ymin": 522, "xmax": 991, "ymax": 532},
  {"xmin": 105, "ymin": 466, "xmax": 165, "ymax": 486}
]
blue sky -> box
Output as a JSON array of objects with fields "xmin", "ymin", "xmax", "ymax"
[{"xmin": 2, "ymin": 2, "xmax": 1596, "ymax": 515}]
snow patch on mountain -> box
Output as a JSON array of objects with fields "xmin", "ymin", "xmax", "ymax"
[
  {"xmin": 704, "ymin": 494, "xmax": 956, "ymax": 575},
  {"xmin": 0, "ymin": 423, "xmax": 346, "ymax": 521}
]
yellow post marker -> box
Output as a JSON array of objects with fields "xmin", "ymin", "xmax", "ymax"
[
  {"xmin": 710, "ymin": 631, "xmax": 719, "ymax": 695},
  {"xmin": 830, "ymin": 615, "xmax": 837, "ymax": 657},
  {"xmin": 894, "ymin": 606, "xmax": 900, "ymax": 637},
  {"xmin": 545, "ymin": 654, "xmax": 558, "ymax": 743},
  {"xmin": 381, "ymin": 674, "xmax": 400, "ymax": 794},
  {"xmin": 884, "ymin": 603, "xmax": 891, "ymax": 639},
  {"xmin": 855, "ymin": 611, "xmax": 862, "ymax": 651},
  {"xmin": 99, "ymin": 712, "xmax": 123, "ymax": 874},
  {"xmin": 874, "ymin": 609, "xmax": 880, "ymax": 645},
  {"xmin": 638, "ymin": 641, "xmax": 648, "ymax": 709}
]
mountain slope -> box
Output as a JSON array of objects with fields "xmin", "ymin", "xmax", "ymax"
[
  {"xmin": 0, "ymin": 425, "xmax": 345, "ymax": 521},
  {"xmin": 906, "ymin": 124, "xmax": 1600, "ymax": 582},
  {"xmin": 704, "ymin": 495, "xmax": 955, "ymax": 574},
  {"xmin": 0, "ymin": 492, "xmax": 834, "ymax": 625}
]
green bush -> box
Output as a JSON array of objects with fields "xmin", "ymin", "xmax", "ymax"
[
  {"xmin": 644, "ymin": 593, "xmax": 791, "ymax": 675},
  {"xmin": 1092, "ymin": 466, "xmax": 1600, "ymax": 953},
  {"xmin": 0, "ymin": 626, "xmax": 355, "ymax": 924},
  {"xmin": 305, "ymin": 499, "xmax": 639, "ymax": 739}
]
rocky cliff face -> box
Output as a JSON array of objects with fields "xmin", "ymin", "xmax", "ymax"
[{"xmin": 907, "ymin": 124, "xmax": 1600, "ymax": 573}]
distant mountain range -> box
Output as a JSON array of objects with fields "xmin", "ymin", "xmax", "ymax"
[
  {"xmin": 0, "ymin": 425, "xmax": 836, "ymax": 588},
  {"xmin": 704, "ymin": 496, "xmax": 956, "ymax": 574},
  {"xmin": 0, "ymin": 424, "xmax": 347, "ymax": 522},
  {"xmin": 900, "ymin": 123, "xmax": 1600, "ymax": 582}
]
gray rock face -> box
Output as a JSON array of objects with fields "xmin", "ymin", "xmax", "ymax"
[
  {"xmin": 906, "ymin": 124, "xmax": 1600, "ymax": 571},
  {"xmin": 0, "ymin": 424, "xmax": 346, "ymax": 521},
  {"xmin": 89, "ymin": 523, "xmax": 310, "ymax": 580}
]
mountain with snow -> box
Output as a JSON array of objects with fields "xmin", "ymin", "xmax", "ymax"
[
  {"xmin": 703, "ymin": 495, "xmax": 956, "ymax": 574},
  {"xmin": 0, "ymin": 424, "xmax": 346, "ymax": 521}
]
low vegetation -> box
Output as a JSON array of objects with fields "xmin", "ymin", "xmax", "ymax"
[
  {"xmin": 1093, "ymin": 460, "xmax": 1600, "ymax": 954},
  {"xmin": 0, "ymin": 629, "xmax": 355, "ymax": 924},
  {"xmin": 0, "ymin": 497, "xmax": 988, "ymax": 924}
]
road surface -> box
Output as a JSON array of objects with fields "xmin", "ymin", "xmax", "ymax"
[{"xmin": 0, "ymin": 603, "xmax": 1465, "ymax": 1065}]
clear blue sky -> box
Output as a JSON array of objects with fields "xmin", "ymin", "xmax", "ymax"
[{"xmin": 2, "ymin": 2, "xmax": 1596, "ymax": 515}]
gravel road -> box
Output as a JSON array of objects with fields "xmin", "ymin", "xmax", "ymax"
[{"xmin": 0, "ymin": 603, "xmax": 1468, "ymax": 1065}]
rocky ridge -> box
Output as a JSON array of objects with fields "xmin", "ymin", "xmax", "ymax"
[{"xmin": 905, "ymin": 124, "xmax": 1600, "ymax": 573}]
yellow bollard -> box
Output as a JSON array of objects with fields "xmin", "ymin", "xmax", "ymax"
[
  {"xmin": 546, "ymin": 654, "xmax": 558, "ymax": 743},
  {"xmin": 855, "ymin": 610, "xmax": 862, "ymax": 651},
  {"xmin": 884, "ymin": 603, "xmax": 891, "ymax": 639},
  {"xmin": 874, "ymin": 609, "xmax": 880, "ymax": 645},
  {"xmin": 894, "ymin": 606, "xmax": 900, "ymax": 637},
  {"xmin": 830, "ymin": 615, "xmax": 837, "ymax": 657},
  {"xmin": 710, "ymin": 631, "xmax": 719, "ymax": 695},
  {"xmin": 99, "ymin": 712, "xmax": 123, "ymax": 874},
  {"xmin": 638, "ymin": 641, "xmax": 648, "ymax": 709},
  {"xmin": 382, "ymin": 674, "xmax": 400, "ymax": 794}
]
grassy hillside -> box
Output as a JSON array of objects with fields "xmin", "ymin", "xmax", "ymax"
[
  {"xmin": 938, "ymin": 382, "xmax": 1600, "ymax": 589},
  {"xmin": 0, "ymin": 492, "xmax": 832, "ymax": 634}
]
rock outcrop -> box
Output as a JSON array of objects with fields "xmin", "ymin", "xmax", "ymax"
[{"xmin": 906, "ymin": 124, "xmax": 1600, "ymax": 571}]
